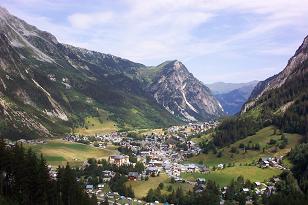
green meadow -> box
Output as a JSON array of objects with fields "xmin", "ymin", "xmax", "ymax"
[
  {"xmin": 181, "ymin": 166, "xmax": 282, "ymax": 187},
  {"xmin": 27, "ymin": 139, "xmax": 118, "ymax": 167},
  {"xmin": 126, "ymin": 173, "xmax": 193, "ymax": 199},
  {"xmin": 186, "ymin": 126, "xmax": 302, "ymax": 167}
]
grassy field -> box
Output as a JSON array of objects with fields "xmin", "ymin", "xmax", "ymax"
[
  {"xmin": 191, "ymin": 133, "xmax": 213, "ymax": 144},
  {"xmin": 181, "ymin": 166, "xmax": 282, "ymax": 187},
  {"xmin": 27, "ymin": 139, "xmax": 118, "ymax": 167},
  {"xmin": 137, "ymin": 128, "xmax": 165, "ymax": 136},
  {"xmin": 186, "ymin": 126, "xmax": 302, "ymax": 167},
  {"xmin": 126, "ymin": 173, "xmax": 193, "ymax": 199},
  {"xmin": 75, "ymin": 112, "xmax": 118, "ymax": 135}
]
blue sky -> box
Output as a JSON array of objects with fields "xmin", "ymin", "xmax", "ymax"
[{"xmin": 2, "ymin": 0, "xmax": 308, "ymax": 83}]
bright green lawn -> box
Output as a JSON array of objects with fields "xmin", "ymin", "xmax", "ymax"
[
  {"xmin": 181, "ymin": 166, "xmax": 282, "ymax": 187},
  {"xmin": 27, "ymin": 139, "xmax": 118, "ymax": 167},
  {"xmin": 126, "ymin": 173, "xmax": 193, "ymax": 199},
  {"xmin": 186, "ymin": 126, "xmax": 302, "ymax": 167}
]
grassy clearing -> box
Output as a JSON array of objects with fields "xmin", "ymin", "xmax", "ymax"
[
  {"xmin": 75, "ymin": 111, "xmax": 118, "ymax": 135},
  {"xmin": 186, "ymin": 126, "xmax": 302, "ymax": 167},
  {"xmin": 181, "ymin": 166, "xmax": 282, "ymax": 187},
  {"xmin": 191, "ymin": 133, "xmax": 213, "ymax": 144},
  {"xmin": 126, "ymin": 173, "xmax": 169, "ymax": 199},
  {"xmin": 126, "ymin": 173, "xmax": 193, "ymax": 199},
  {"xmin": 27, "ymin": 139, "xmax": 118, "ymax": 167},
  {"xmin": 160, "ymin": 182, "xmax": 194, "ymax": 195}
]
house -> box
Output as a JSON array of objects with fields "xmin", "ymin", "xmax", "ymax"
[
  {"xmin": 97, "ymin": 184, "xmax": 104, "ymax": 189},
  {"xmin": 86, "ymin": 185, "xmax": 94, "ymax": 190},
  {"xmin": 149, "ymin": 160, "xmax": 163, "ymax": 167},
  {"xmin": 146, "ymin": 167, "xmax": 160, "ymax": 176},
  {"xmin": 102, "ymin": 177, "xmax": 111, "ymax": 182},
  {"xmin": 199, "ymin": 166, "xmax": 210, "ymax": 173},
  {"xmin": 108, "ymin": 155, "xmax": 130, "ymax": 166},
  {"xmin": 196, "ymin": 178, "xmax": 206, "ymax": 184},
  {"xmin": 255, "ymin": 182, "xmax": 261, "ymax": 186},
  {"xmin": 102, "ymin": 170, "xmax": 114, "ymax": 177},
  {"xmin": 259, "ymin": 157, "xmax": 270, "ymax": 168},
  {"xmin": 128, "ymin": 172, "xmax": 139, "ymax": 180},
  {"xmin": 187, "ymin": 164, "xmax": 199, "ymax": 172},
  {"xmin": 174, "ymin": 177, "xmax": 185, "ymax": 183},
  {"xmin": 243, "ymin": 188, "xmax": 250, "ymax": 192},
  {"xmin": 217, "ymin": 164, "xmax": 224, "ymax": 169}
]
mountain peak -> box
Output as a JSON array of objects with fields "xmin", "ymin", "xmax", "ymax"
[
  {"xmin": 159, "ymin": 60, "xmax": 189, "ymax": 74},
  {"xmin": 0, "ymin": 6, "xmax": 9, "ymax": 17},
  {"xmin": 149, "ymin": 60, "xmax": 224, "ymax": 121},
  {"xmin": 173, "ymin": 60, "xmax": 184, "ymax": 69}
]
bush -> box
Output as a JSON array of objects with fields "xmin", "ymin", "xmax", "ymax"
[
  {"xmin": 268, "ymin": 139, "xmax": 277, "ymax": 145},
  {"xmin": 230, "ymin": 146, "xmax": 238, "ymax": 153}
]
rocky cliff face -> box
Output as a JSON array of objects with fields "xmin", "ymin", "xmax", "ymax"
[
  {"xmin": 0, "ymin": 7, "xmax": 224, "ymax": 138},
  {"xmin": 148, "ymin": 61, "xmax": 224, "ymax": 121},
  {"xmin": 242, "ymin": 35, "xmax": 308, "ymax": 113}
]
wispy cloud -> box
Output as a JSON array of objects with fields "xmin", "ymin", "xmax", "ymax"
[
  {"xmin": 68, "ymin": 11, "xmax": 114, "ymax": 29},
  {"xmin": 1, "ymin": 0, "xmax": 308, "ymax": 82}
]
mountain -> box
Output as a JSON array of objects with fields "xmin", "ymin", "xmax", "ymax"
[
  {"xmin": 206, "ymin": 81, "xmax": 258, "ymax": 95},
  {"xmin": 212, "ymin": 35, "xmax": 308, "ymax": 147},
  {"xmin": 242, "ymin": 35, "xmax": 308, "ymax": 114},
  {"xmin": 142, "ymin": 61, "xmax": 224, "ymax": 121},
  {"xmin": 207, "ymin": 81, "xmax": 258, "ymax": 115},
  {"xmin": 0, "ymin": 7, "xmax": 223, "ymax": 139}
]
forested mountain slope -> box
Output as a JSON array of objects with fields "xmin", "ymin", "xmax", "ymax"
[
  {"xmin": 0, "ymin": 7, "xmax": 223, "ymax": 139},
  {"xmin": 212, "ymin": 35, "xmax": 308, "ymax": 147}
]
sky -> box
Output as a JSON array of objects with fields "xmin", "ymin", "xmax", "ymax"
[{"xmin": 1, "ymin": 0, "xmax": 308, "ymax": 83}]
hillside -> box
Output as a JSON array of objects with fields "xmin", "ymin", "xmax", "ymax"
[
  {"xmin": 143, "ymin": 60, "xmax": 224, "ymax": 121},
  {"xmin": 189, "ymin": 126, "xmax": 302, "ymax": 166},
  {"xmin": 0, "ymin": 7, "xmax": 223, "ymax": 139},
  {"xmin": 209, "ymin": 35, "xmax": 307, "ymax": 148},
  {"xmin": 243, "ymin": 35, "xmax": 308, "ymax": 116}
]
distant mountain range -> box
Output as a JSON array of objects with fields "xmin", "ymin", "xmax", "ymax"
[
  {"xmin": 207, "ymin": 81, "xmax": 258, "ymax": 115},
  {"xmin": 0, "ymin": 7, "xmax": 223, "ymax": 139}
]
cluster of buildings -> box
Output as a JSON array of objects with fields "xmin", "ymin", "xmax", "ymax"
[
  {"xmin": 258, "ymin": 156, "xmax": 285, "ymax": 169},
  {"xmin": 167, "ymin": 121, "xmax": 219, "ymax": 136},
  {"xmin": 63, "ymin": 132, "xmax": 125, "ymax": 147},
  {"xmin": 104, "ymin": 130, "xmax": 208, "ymax": 184}
]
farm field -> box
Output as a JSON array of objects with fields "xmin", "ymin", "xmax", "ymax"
[
  {"xmin": 126, "ymin": 173, "xmax": 193, "ymax": 199},
  {"xmin": 181, "ymin": 166, "xmax": 282, "ymax": 187},
  {"xmin": 186, "ymin": 126, "xmax": 302, "ymax": 167},
  {"xmin": 27, "ymin": 139, "xmax": 119, "ymax": 167}
]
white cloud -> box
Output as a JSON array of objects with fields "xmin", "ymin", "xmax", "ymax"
[
  {"xmin": 2, "ymin": 0, "xmax": 308, "ymax": 82},
  {"xmin": 68, "ymin": 11, "xmax": 114, "ymax": 29}
]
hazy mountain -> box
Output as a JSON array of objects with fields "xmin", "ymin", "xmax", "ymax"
[
  {"xmin": 0, "ymin": 7, "xmax": 223, "ymax": 139},
  {"xmin": 206, "ymin": 81, "xmax": 258, "ymax": 95},
  {"xmin": 207, "ymin": 81, "xmax": 258, "ymax": 115}
]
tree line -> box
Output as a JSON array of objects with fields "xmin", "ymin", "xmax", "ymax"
[{"xmin": 0, "ymin": 140, "xmax": 96, "ymax": 205}]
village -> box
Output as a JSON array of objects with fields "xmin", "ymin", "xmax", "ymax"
[{"xmin": 6, "ymin": 121, "xmax": 287, "ymax": 205}]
